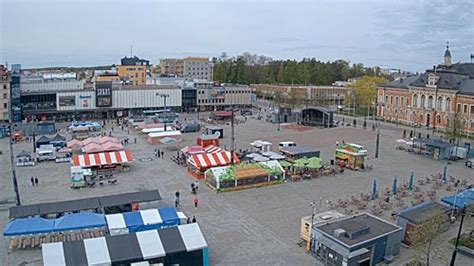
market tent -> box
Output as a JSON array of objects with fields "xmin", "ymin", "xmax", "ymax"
[
  {"xmin": 278, "ymin": 160, "xmax": 292, "ymax": 168},
  {"xmin": 38, "ymin": 197, "xmax": 101, "ymax": 216},
  {"xmin": 67, "ymin": 139, "xmax": 82, "ymax": 148},
  {"xmin": 99, "ymin": 136, "xmax": 120, "ymax": 144},
  {"xmin": 105, "ymin": 214, "xmax": 128, "ymax": 236},
  {"xmin": 42, "ymin": 224, "xmax": 208, "ymax": 266},
  {"xmin": 102, "ymin": 141, "xmax": 123, "ymax": 152},
  {"xmin": 180, "ymin": 146, "xmax": 203, "ymax": 155},
  {"xmin": 54, "ymin": 212, "xmax": 106, "ymax": 232},
  {"xmin": 83, "ymin": 143, "xmax": 103, "ymax": 153},
  {"xmin": 71, "ymin": 150, "xmax": 133, "ymax": 167},
  {"xmin": 253, "ymin": 155, "xmax": 270, "ymax": 162},
  {"xmin": 158, "ymin": 208, "xmax": 180, "ymax": 227},
  {"xmin": 306, "ymin": 157, "xmax": 322, "ymax": 169},
  {"xmin": 189, "ymin": 151, "xmax": 240, "ymax": 169},
  {"xmin": 3, "ymin": 217, "xmax": 55, "ymax": 236},
  {"xmin": 82, "ymin": 137, "xmax": 100, "ymax": 146},
  {"xmin": 262, "ymin": 151, "xmax": 285, "ymax": 160},
  {"xmin": 16, "ymin": 150, "xmax": 31, "ymax": 158},
  {"xmin": 160, "ymin": 137, "xmax": 178, "ymax": 145},
  {"xmin": 99, "ymin": 190, "xmax": 162, "ymax": 207},
  {"xmin": 36, "ymin": 135, "xmax": 51, "ymax": 146},
  {"xmin": 441, "ymin": 188, "xmax": 474, "ymax": 209},
  {"xmin": 203, "ymin": 145, "xmax": 222, "ymax": 153},
  {"xmin": 107, "ymin": 208, "xmax": 180, "ymax": 235},
  {"xmin": 51, "ymin": 134, "xmax": 66, "ymax": 142},
  {"xmin": 123, "ymin": 211, "xmax": 144, "ymax": 233}
]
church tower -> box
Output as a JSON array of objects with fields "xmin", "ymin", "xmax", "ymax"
[{"xmin": 444, "ymin": 41, "xmax": 451, "ymax": 67}]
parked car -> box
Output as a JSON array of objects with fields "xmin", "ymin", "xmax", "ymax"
[
  {"xmin": 465, "ymin": 158, "xmax": 474, "ymax": 168},
  {"xmin": 180, "ymin": 123, "xmax": 200, "ymax": 133}
]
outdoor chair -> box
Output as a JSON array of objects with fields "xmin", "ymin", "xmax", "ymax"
[{"xmin": 10, "ymin": 238, "xmax": 18, "ymax": 250}]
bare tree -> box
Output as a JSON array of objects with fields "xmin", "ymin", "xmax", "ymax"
[{"xmin": 408, "ymin": 214, "xmax": 446, "ymax": 265}]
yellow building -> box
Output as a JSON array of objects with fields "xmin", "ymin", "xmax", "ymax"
[
  {"xmin": 117, "ymin": 65, "xmax": 146, "ymax": 85},
  {"xmin": 95, "ymin": 74, "xmax": 120, "ymax": 82}
]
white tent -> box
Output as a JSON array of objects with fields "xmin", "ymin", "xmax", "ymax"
[{"xmin": 105, "ymin": 213, "xmax": 129, "ymax": 236}]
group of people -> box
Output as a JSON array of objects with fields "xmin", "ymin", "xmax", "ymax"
[
  {"xmin": 335, "ymin": 139, "xmax": 346, "ymax": 146},
  {"xmin": 30, "ymin": 176, "xmax": 39, "ymax": 186},
  {"xmin": 154, "ymin": 149, "xmax": 164, "ymax": 158}
]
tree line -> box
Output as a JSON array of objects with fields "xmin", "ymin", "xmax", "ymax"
[{"xmin": 212, "ymin": 52, "xmax": 388, "ymax": 85}]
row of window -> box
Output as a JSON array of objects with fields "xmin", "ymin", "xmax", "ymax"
[
  {"xmin": 198, "ymin": 99, "xmax": 224, "ymax": 104},
  {"xmin": 456, "ymin": 104, "xmax": 474, "ymax": 115},
  {"xmin": 197, "ymin": 90, "xmax": 251, "ymax": 95}
]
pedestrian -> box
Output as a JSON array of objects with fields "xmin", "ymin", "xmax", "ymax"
[
  {"xmin": 30, "ymin": 176, "xmax": 34, "ymax": 186},
  {"xmin": 192, "ymin": 216, "xmax": 197, "ymax": 223},
  {"xmin": 134, "ymin": 137, "xmax": 137, "ymax": 144},
  {"xmin": 34, "ymin": 177, "xmax": 39, "ymax": 186},
  {"xmin": 154, "ymin": 149, "xmax": 157, "ymax": 157},
  {"xmin": 194, "ymin": 180, "xmax": 199, "ymax": 192},
  {"xmin": 111, "ymin": 126, "xmax": 114, "ymax": 132},
  {"xmin": 336, "ymin": 140, "xmax": 339, "ymax": 146},
  {"xmin": 193, "ymin": 196, "xmax": 199, "ymax": 209},
  {"xmin": 175, "ymin": 198, "xmax": 180, "ymax": 208},
  {"xmin": 191, "ymin": 182, "xmax": 195, "ymax": 193},
  {"xmin": 175, "ymin": 190, "xmax": 180, "ymax": 199},
  {"xmin": 161, "ymin": 151, "xmax": 164, "ymax": 159},
  {"xmin": 186, "ymin": 217, "xmax": 191, "ymax": 224},
  {"xmin": 157, "ymin": 149, "xmax": 161, "ymax": 158}
]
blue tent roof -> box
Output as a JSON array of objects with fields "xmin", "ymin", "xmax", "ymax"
[
  {"xmin": 123, "ymin": 211, "xmax": 144, "ymax": 232},
  {"xmin": 54, "ymin": 212, "xmax": 106, "ymax": 232},
  {"xmin": 441, "ymin": 188, "xmax": 474, "ymax": 209},
  {"xmin": 3, "ymin": 217, "xmax": 55, "ymax": 236},
  {"xmin": 158, "ymin": 207, "xmax": 180, "ymax": 226}
]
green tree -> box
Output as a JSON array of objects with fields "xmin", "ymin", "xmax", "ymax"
[
  {"xmin": 408, "ymin": 214, "xmax": 446, "ymax": 266},
  {"xmin": 445, "ymin": 110, "xmax": 463, "ymax": 143},
  {"xmin": 350, "ymin": 76, "xmax": 387, "ymax": 111}
]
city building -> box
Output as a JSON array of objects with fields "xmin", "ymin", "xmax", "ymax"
[
  {"xmin": 117, "ymin": 56, "xmax": 150, "ymax": 86},
  {"xmin": 312, "ymin": 213, "xmax": 402, "ymax": 265},
  {"xmin": 94, "ymin": 70, "xmax": 120, "ymax": 82},
  {"xmin": 251, "ymin": 84, "xmax": 349, "ymax": 107},
  {"xmin": 197, "ymin": 83, "xmax": 252, "ymax": 110},
  {"xmin": 377, "ymin": 44, "xmax": 474, "ymax": 133},
  {"xmin": 0, "ymin": 65, "xmax": 11, "ymax": 122},
  {"xmin": 160, "ymin": 57, "xmax": 213, "ymax": 81},
  {"xmin": 10, "ymin": 64, "xmax": 22, "ymax": 122}
]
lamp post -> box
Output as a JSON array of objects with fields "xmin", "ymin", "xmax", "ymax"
[
  {"xmin": 309, "ymin": 201, "xmax": 317, "ymax": 252},
  {"xmin": 156, "ymin": 93, "xmax": 170, "ymax": 131}
]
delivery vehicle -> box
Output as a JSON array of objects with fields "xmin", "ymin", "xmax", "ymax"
[
  {"xmin": 180, "ymin": 123, "xmax": 200, "ymax": 133},
  {"xmin": 279, "ymin": 141, "xmax": 297, "ymax": 150}
]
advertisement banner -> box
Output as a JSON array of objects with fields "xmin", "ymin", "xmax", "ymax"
[
  {"xmin": 96, "ymin": 81, "xmax": 112, "ymax": 107},
  {"xmin": 58, "ymin": 96, "xmax": 76, "ymax": 107}
]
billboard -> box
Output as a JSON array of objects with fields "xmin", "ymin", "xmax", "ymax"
[
  {"xmin": 58, "ymin": 96, "xmax": 76, "ymax": 107},
  {"xmin": 95, "ymin": 81, "xmax": 112, "ymax": 107}
]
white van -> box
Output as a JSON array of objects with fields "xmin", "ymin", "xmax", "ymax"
[{"xmin": 279, "ymin": 141, "xmax": 297, "ymax": 150}]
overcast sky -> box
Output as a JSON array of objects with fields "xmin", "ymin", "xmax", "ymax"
[{"xmin": 0, "ymin": 0, "xmax": 472, "ymax": 71}]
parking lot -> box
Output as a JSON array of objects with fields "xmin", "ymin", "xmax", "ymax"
[{"xmin": 1, "ymin": 116, "xmax": 473, "ymax": 265}]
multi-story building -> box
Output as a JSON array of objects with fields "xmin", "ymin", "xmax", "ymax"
[
  {"xmin": 160, "ymin": 57, "xmax": 213, "ymax": 81},
  {"xmin": 0, "ymin": 65, "xmax": 11, "ymax": 122},
  {"xmin": 94, "ymin": 70, "xmax": 120, "ymax": 82},
  {"xmin": 117, "ymin": 56, "xmax": 149, "ymax": 86},
  {"xmin": 377, "ymin": 45, "xmax": 474, "ymax": 133},
  {"xmin": 251, "ymin": 84, "xmax": 349, "ymax": 107},
  {"xmin": 197, "ymin": 83, "xmax": 252, "ymax": 110}
]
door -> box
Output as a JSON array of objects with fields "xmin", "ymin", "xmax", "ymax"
[{"xmin": 426, "ymin": 113, "xmax": 431, "ymax": 127}]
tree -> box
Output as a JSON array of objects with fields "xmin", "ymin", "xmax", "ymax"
[
  {"xmin": 350, "ymin": 76, "xmax": 387, "ymax": 109},
  {"xmin": 445, "ymin": 110, "xmax": 463, "ymax": 143},
  {"xmin": 408, "ymin": 214, "xmax": 446, "ymax": 265}
]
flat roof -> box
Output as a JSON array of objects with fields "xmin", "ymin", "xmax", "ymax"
[
  {"xmin": 9, "ymin": 190, "xmax": 162, "ymax": 218},
  {"xmin": 315, "ymin": 213, "xmax": 401, "ymax": 247},
  {"xmin": 280, "ymin": 146, "xmax": 319, "ymax": 155},
  {"xmin": 398, "ymin": 202, "xmax": 450, "ymax": 224}
]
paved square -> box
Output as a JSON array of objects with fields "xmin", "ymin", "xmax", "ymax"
[{"xmin": 1, "ymin": 116, "xmax": 473, "ymax": 265}]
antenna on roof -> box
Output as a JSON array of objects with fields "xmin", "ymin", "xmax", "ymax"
[
  {"xmin": 130, "ymin": 44, "xmax": 133, "ymax": 57},
  {"xmin": 471, "ymin": 53, "xmax": 474, "ymax": 63}
]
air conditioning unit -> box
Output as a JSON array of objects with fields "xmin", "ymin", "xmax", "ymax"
[{"xmin": 334, "ymin": 228, "xmax": 346, "ymax": 238}]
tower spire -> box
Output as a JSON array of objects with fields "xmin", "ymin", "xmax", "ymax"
[{"xmin": 444, "ymin": 41, "xmax": 451, "ymax": 67}]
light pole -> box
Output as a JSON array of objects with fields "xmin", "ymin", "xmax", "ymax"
[
  {"xmin": 309, "ymin": 201, "xmax": 317, "ymax": 252},
  {"xmin": 450, "ymin": 204, "xmax": 472, "ymax": 266},
  {"xmin": 156, "ymin": 93, "xmax": 170, "ymax": 131}
]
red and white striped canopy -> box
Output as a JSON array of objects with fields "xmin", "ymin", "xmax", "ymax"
[
  {"xmin": 189, "ymin": 151, "xmax": 239, "ymax": 169},
  {"xmin": 203, "ymin": 145, "xmax": 222, "ymax": 153},
  {"xmin": 72, "ymin": 150, "xmax": 133, "ymax": 167}
]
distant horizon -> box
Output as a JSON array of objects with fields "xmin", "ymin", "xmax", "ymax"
[{"xmin": 1, "ymin": 0, "xmax": 472, "ymax": 72}]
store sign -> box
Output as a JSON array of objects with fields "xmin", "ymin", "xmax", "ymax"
[
  {"xmin": 95, "ymin": 82, "xmax": 112, "ymax": 107},
  {"xmin": 58, "ymin": 96, "xmax": 76, "ymax": 107}
]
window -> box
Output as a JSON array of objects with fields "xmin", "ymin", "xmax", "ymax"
[
  {"xmin": 3, "ymin": 103, "xmax": 7, "ymax": 109},
  {"xmin": 428, "ymin": 73, "xmax": 437, "ymax": 86},
  {"xmin": 385, "ymin": 96, "xmax": 388, "ymax": 104},
  {"xmin": 471, "ymin": 106, "xmax": 474, "ymax": 115},
  {"xmin": 457, "ymin": 103, "xmax": 462, "ymax": 112},
  {"xmin": 390, "ymin": 96, "xmax": 393, "ymax": 104},
  {"xmin": 446, "ymin": 98, "xmax": 451, "ymax": 111},
  {"xmin": 413, "ymin": 94, "xmax": 418, "ymax": 107},
  {"xmin": 395, "ymin": 97, "xmax": 399, "ymax": 106},
  {"xmin": 437, "ymin": 97, "xmax": 443, "ymax": 110},
  {"xmin": 436, "ymin": 115, "xmax": 441, "ymax": 124},
  {"xmin": 420, "ymin": 95, "xmax": 426, "ymax": 108},
  {"xmin": 464, "ymin": 104, "xmax": 468, "ymax": 113},
  {"xmin": 3, "ymin": 93, "xmax": 6, "ymax": 99},
  {"xmin": 406, "ymin": 98, "xmax": 409, "ymax": 106},
  {"xmin": 428, "ymin": 96, "xmax": 433, "ymax": 109}
]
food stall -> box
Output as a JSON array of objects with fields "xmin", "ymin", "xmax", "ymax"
[
  {"xmin": 187, "ymin": 150, "xmax": 239, "ymax": 179},
  {"xmin": 280, "ymin": 146, "xmax": 320, "ymax": 162},
  {"xmin": 205, "ymin": 160, "xmax": 285, "ymax": 192},
  {"xmin": 55, "ymin": 147, "xmax": 72, "ymax": 163},
  {"xmin": 196, "ymin": 134, "xmax": 220, "ymax": 147},
  {"xmin": 250, "ymin": 140, "xmax": 273, "ymax": 153},
  {"xmin": 147, "ymin": 131, "xmax": 182, "ymax": 145},
  {"xmin": 71, "ymin": 150, "xmax": 133, "ymax": 176},
  {"xmin": 16, "ymin": 150, "xmax": 35, "ymax": 167},
  {"xmin": 70, "ymin": 166, "xmax": 92, "ymax": 188},
  {"xmin": 205, "ymin": 126, "xmax": 224, "ymax": 139},
  {"xmin": 335, "ymin": 143, "xmax": 367, "ymax": 170}
]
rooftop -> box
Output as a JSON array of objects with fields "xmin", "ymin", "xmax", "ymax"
[
  {"xmin": 315, "ymin": 213, "xmax": 401, "ymax": 247},
  {"xmin": 398, "ymin": 202, "xmax": 450, "ymax": 224}
]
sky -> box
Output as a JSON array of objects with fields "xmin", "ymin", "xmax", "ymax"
[{"xmin": 0, "ymin": 0, "xmax": 472, "ymax": 71}]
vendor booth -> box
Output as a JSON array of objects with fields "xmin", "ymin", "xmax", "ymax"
[
  {"xmin": 205, "ymin": 126, "xmax": 224, "ymax": 139},
  {"xmin": 42, "ymin": 223, "xmax": 209, "ymax": 266},
  {"xmin": 196, "ymin": 134, "xmax": 220, "ymax": 147},
  {"xmin": 187, "ymin": 151, "xmax": 240, "ymax": 179},
  {"xmin": 71, "ymin": 150, "xmax": 133, "ymax": 170},
  {"xmin": 280, "ymin": 146, "xmax": 320, "ymax": 162},
  {"xmin": 250, "ymin": 140, "xmax": 273, "ymax": 153},
  {"xmin": 106, "ymin": 207, "xmax": 180, "ymax": 236},
  {"xmin": 335, "ymin": 143, "xmax": 367, "ymax": 170},
  {"xmin": 205, "ymin": 160, "xmax": 285, "ymax": 192},
  {"xmin": 55, "ymin": 147, "xmax": 72, "ymax": 163},
  {"xmin": 16, "ymin": 150, "xmax": 35, "ymax": 167},
  {"xmin": 147, "ymin": 131, "xmax": 182, "ymax": 145},
  {"xmin": 70, "ymin": 166, "xmax": 92, "ymax": 188}
]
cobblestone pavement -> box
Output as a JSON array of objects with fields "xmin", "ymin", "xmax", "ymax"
[{"xmin": 1, "ymin": 116, "xmax": 473, "ymax": 265}]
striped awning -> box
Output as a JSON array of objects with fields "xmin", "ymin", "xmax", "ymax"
[
  {"xmin": 203, "ymin": 145, "xmax": 222, "ymax": 153},
  {"xmin": 42, "ymin": 224, "xmax": 208, "ymax": 266},
  {"xmin": 72, "ymin": 150, "xmax": 133, "ymax": 167},
  {"xmin": 189, "ymin": 151, "xmax": 239, "ymax": 169}
]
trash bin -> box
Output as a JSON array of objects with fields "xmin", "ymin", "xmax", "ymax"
[{"xmin": 330, "ymin": 159, "xmax": 334, "ymax": 165}]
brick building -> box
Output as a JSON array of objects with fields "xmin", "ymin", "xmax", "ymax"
[{"xmin": 377, "ymin": 45, "xmax": 474, "ymax": 133}]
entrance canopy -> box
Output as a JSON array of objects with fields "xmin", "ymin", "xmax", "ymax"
[
  {"xmin": 71, "ymin": 150, "xmax": 133, "ymax": 167},
  {"xmin": 42, "ymin": 224, "xmax": 207, "ymax": 266}
]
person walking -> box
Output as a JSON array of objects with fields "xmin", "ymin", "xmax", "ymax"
[
  {"xmin": 175, "ymin": 198, "xmax": 180, "ymax": 208},
  {"xmin": 191, "ymin": 183, "xmax": 195, "ymax": 194},
  {"xmin": 194, "ymin": 180, "xmax": 199, "ymax": 192},
  {"xmin": 193, "ymin": 196, "xmax": 199, "ymax": 209},
  {"xmin": 192, "ymin": 216, "xmax": 197, "ymax": 223},
  {"xmin": 31, "ymin": 176, "xmax": 34, "ymax": 186},
  {"xmin": 157, "ymin": 149, "xmax": 161, "ymax": 158},
  {"xmin": 34, "ymin": 177, "xmax": 39, "ymax": 186},
  {"xmin": 175, "ymin": 190, "xmax": 180, "ymax": 199},
  {"xmin": 134, "ymin": 137, "xmax": 137, "ymax": 144},
  {"xmin": 336, "ymin": 140, "xmax": 339, "ymax": 146},
  {"xmin": 186, "ymin": 217, "xmax": 191, "ymax": 224},
  {"xmin": 161, "ymin": 151, "xmax": 164, "ymax": 159}
]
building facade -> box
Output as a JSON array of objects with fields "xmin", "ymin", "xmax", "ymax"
[
  {"xmin": 160, "ymin": 57, "xmax": 213, "ymax": 81},
  {"xmin": 0, "ymin": 65, "xmax": 11, "ymax": 122},
  {"xmin": 117, "ymin": 65, "xmax": 146, "ymax": 86},
  {"xmin": 197, "ymin": 83, "xmax": 252, "ymax": 110},
  {"xmin": 377, "ymin": 45, "xmax": 474, "ymax": 133}
]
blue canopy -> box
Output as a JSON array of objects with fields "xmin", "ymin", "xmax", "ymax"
[
  {"xmin": 3, "ymin": 217, "xmax": 55, "ymax": 236},
  {"xmin": 158, "ymin": 207, "xmax": 180, "ymax": 227},
  {"xmin": 54, "ymin": 212, "xmax": 106, "ymax": 232},
  {"xmin": 123, "ymin": 212, "xmax": 144, "ymax": 233},
  {"xmin": 441, "ymin": 188, "xmax": 474, "ymax": 209}
]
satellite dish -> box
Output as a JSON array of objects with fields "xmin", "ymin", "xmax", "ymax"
[{"xmin": 215, "ymin": 131, "xmax": 221, "ymax": 137}]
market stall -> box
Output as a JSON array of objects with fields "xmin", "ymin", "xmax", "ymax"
[
  {"xmin": 187, "ymin": 151, "xmax": 240, "ymax": 179},
  {"xmin": 205, "ymin": 160, "xmax": 285, "ymax": 192},
  {"xmin": 280, "ymin": 146, "xmax": 320, "ymax": 162},
  {"xmin": 16, "ymin": 150, "xmax": 35, "ymax": 167},
  {"xmin": 55, "ymin": 147, "xmax": 72, "ymax": 163},
  {"xmin": 196, "ymin": 134, "xmax": 220, "ymax": 147},
  {"xmin": 147, "ymin": 131, "xmax": 182, "ymax": 145},
  {"xmin": 71, "ymin": 150, "xmax": 133, "ymax": 175},
  {"xmin": 335, "ymin": 143, "xmax": 367, "ymax": 170},
  {"xmin": 70, "ymin": 166, "xmax": 92, "ymax": 188}
]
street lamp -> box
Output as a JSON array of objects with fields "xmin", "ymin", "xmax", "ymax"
[
  {"xmin": 309, "ymin": 201, "xmax": 318, "ymax": 252},
  {"xmin": 450, "ymin": 204, "xmax": 473, "ymax": 266},
  {"xmin": 156, "ymin": 93, "xmax": 170, "ymax": 131}
]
